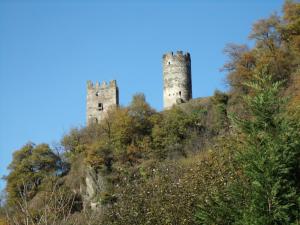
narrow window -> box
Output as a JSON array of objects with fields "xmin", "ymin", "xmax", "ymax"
[
  {"xmin": 179, "ymin": 91, "xmax": 181, "ymax": 96},
  {"xmin": 98, "ymin": 103, "xmax": 103, "ymax": 111},
  {"xmin": 168, "ymin": 61, "xmax": 171, "ymax": 65}
]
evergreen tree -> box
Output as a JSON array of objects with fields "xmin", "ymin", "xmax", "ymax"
[{"xmin": 197, "ymin": 72, "xmax": 300, "ymax": 224}]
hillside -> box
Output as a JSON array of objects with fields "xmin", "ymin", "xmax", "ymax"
[{"xmin": 1, "ymin": 1, "xmax": 300, "ymax": 225}]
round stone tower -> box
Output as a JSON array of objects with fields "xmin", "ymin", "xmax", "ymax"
[{"xmin": 163, "ymin": 51, "xmax": 192, "ymax": 109}]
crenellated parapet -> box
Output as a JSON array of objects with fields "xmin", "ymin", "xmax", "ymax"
[
  {"xmin": 163, "ymin": 51, "xmax": 191, "ymax": 63},
  {"xmin": 87, "ymin": 80, "xmax": 117, "ymax": 90}
]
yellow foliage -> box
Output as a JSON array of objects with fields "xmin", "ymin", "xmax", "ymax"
[{"xmin": 0, "ymin": 218, "xmax": 7, "ymax": 225}]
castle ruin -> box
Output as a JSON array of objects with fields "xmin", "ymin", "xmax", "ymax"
[
  {"xmin": 86, "ymin": 80, "xmax": 119, "ymax": 125},
  {"xmin": 163, "ymin": 51, "xmax": 192, "ymax": 109},
  {"xmin": 86, "ymin": 51, "xmax": 192, "ymax": 124}
]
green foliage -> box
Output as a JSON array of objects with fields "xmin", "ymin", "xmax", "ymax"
[
  {"xmin": 4, "ymin": 1, "xmax": 300, "ymax": 224},
  {"xmin": 109, "ymin": 107, "xmax": 133, "ymax": 152},
  {"xmin": 6, "ymin": 178, "xmax": 83, "ymax": 225},
  {"xmin": 0, "ymin": 195, "xmax": 6, "ymax": 225},
  {"xmin": 61, "ymin": 128, "xmax": 88, "ymax": 159},
  {"xmin": 209, "ymin": 90, "xmax": 229, "ymax": 133},
  {"xmin": 86, "ymin": 94, "xmax": 155, "ymax": 167},
  {"xmin": 5, "ymin": 143, "xmax": 60, "ymax": 207},
  {"xmin": 224, "ymin": 1, "xmax": 300, "ymax": 118},
  {"xmin": 236, "ymin": 75, "xmax": 300, "ymax": 224},
  {"xmin": 196, "ymin": 72, "xmax": 300, "ymax": 224},
  {"xmin": 86, "ymin": 141, "xmax": 113, "ymax": 172},
  {"xmin": 102, "ymin": 150, "xmax": 234, "ymax": 225},
  {"xmin": 151, "ymin": 106, "xmax": 202, "ymax": 159},
  {"xmin": 128, "ymin": 93, "xmax": 156, "ymax": 140},
  {"xmin": 198, "ymin": 3, "xmax": 300, "ymax": 223}
]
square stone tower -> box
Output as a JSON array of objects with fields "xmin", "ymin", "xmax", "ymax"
[
  {"xmin": 86, "ymin": 80, "xmax": 119, "ymax": 125},
  {"xmin": 163, "ymin": 51, "xmax": 192, "ymax": 109}
]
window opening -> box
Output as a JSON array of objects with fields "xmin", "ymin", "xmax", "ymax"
[{"xmin": 98, "ymin": 103, "xmax": 103, "ymax": 111}]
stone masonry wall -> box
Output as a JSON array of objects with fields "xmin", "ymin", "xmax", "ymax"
[
  {"xmin": 86, "ymin": 80, "xmax": 119, "ymax": 125},
  {"xmin": 163, "ymin": 51, "xmax": 192, "ymax": 109}
]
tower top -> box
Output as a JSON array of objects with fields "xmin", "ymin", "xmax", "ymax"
[
  {"xmin": 87, "ymin": 80, "xmax": 117, "ymax": 90},
  {"xmin": 163, "ymin": 51, "xmax": 190, "ymax": 60}
]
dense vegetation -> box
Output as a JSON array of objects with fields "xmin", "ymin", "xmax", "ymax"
[{"xmin": 1, "ymin": 1, "xmax": 300, "ymax": 224}]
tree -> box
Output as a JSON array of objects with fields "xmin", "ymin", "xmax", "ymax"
[
  {"xmin": 61, "ymin": 128, "xmax": 88, "ymax": 159},
  {"xmin": 209, "ymin": 90, "xmax": 229, "ymax": 134},
  {"xmin": 249, "ymin": 14, "xmax": 281, "ymax": 52},
  {"xmin": 151, "ymin": 106, "xmax": 201, "ymax": 159},
  {"xmin": 0, "ymin": 191, "xmax": 6, "ymax": 225},
  {"xmin": 128, "ymin": 93, "xmax": 155, "ymax": 141},
  {"xmin": 5, "ymin": 180, "xmax": 86, "ymax": 225},
  {"xmin": 281, "ymin": 0, "xmax": 300, "ymax": 48},
  {"xmin": 5, "ymin": 143, "xmax": 60, "ymax": 206},
  {"xmin": 234, "ymin": 74, "xmax": 300, "ymax": 224},
  {"xmin": 105, "ymin": 94, "xmax": 155, "ymax": 164},
  {"xmin": 86, "ymin": 141, "xmax": 113, "ymax": 172},
  {"xmin": 197, "ymin": 72, "xmax": 300, "ymax": 224}
]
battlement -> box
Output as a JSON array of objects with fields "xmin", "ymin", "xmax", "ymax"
[
  {"xmin": 163, "ymin": 51, "xmax": 190, "ymax": 61},
  {"xmin": 87, "ymin": 80, "xmax": 117, "ymax": 90}
]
